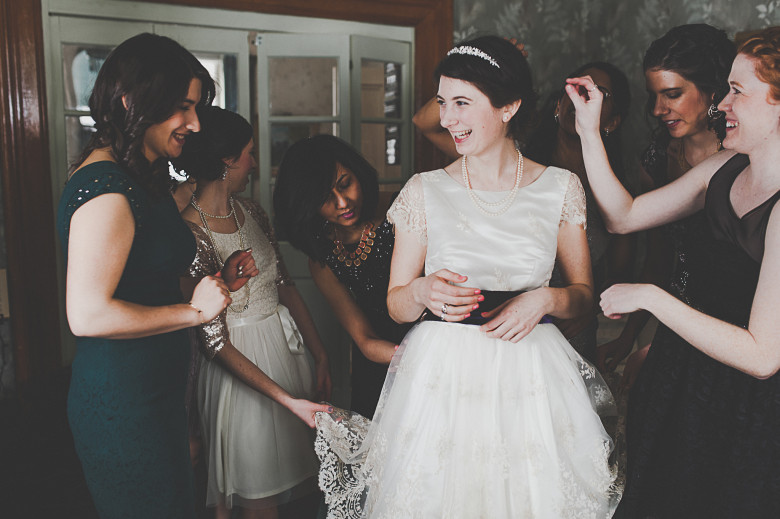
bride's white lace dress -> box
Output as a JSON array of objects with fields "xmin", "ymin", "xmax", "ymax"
[{"xmin": 316, "ymin": 167, "xmax": 621, "ymax": 518}]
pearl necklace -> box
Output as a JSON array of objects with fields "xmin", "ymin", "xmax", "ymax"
[
  {"xmin": 190, "ymin": 195, "xmax": 250, "ymax": 313},
  {"xmin": 461, "ymin": 148, "xmax": 523, "ymax": 216}
]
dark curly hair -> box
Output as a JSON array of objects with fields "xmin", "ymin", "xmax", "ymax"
[
  {"xmin": 434, "ymin": 36, "xmax": 537, "ymax": 143},
  {"xmin": 71, "ymin": 33, "xmax": 215, "ymax": 196},
  {"xmin": 643, "ymin": 24, "xmax": 736, "ymax": 142},
  {"xmin": 171, "ymin": 106, "xmax": 252, "ymax": 182},
  {"xmin": 525, "ymin": 61, "xmax": 630, "ymax": 178},
  {"xmin": 273, "ymin": 134, "xmax": 379, "ymax": 263}
]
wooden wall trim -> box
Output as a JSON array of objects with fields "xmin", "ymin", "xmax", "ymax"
[
  {"xmin": 1, "ymin": 0, "xmax": 451, "ymax": 389},
  {"xmin": 0, "ymin": 0, "xmax": 62, "ymax": 390}
]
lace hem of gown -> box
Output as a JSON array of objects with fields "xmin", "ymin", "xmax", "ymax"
[{"xmin": 314, "ymin": 342, "xmax": 622, "ymax": 519}]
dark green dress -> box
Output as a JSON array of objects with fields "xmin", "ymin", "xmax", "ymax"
[{"xmin": 57, "ymin": 162, "xmax": 197, "ymax": 518}]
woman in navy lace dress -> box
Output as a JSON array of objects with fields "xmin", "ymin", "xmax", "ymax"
[
  {"xmin": 274, "ymin": 135, "xmax": 411, "ymax": 418},
  {"xmin": 568, "ymin": 26, "xmax": 780, "ymax": 518}
]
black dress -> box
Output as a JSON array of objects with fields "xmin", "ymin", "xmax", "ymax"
[
  {"xmin": 324, "ymin": 219, "xmax": 412, "ymax": 418},
  {"xmin": 641, "ymin": 138, "xmax": 707, "ymax": 303},
  {"xmin": 620, "ymin": 154, "xmax": 780, "ymax": 518}
]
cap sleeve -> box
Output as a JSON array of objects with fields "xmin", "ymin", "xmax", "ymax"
[
  {"xmin": 560, "ymin": 171, "xmax": 587, "ymax": 230},
  {"xmin": 386, "ymin": 174, "xmax": 427, "ymax": 246}
]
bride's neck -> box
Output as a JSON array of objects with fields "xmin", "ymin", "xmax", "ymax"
[{"xmin": 464, "ymin": 139, "xmax": 518, "ymax": 189}]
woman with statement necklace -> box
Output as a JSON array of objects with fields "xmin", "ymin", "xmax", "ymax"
[
  {"xmin": 274, "ymin": 134, "xmax": 412, "ymax": 419},
  {"xmin": 314, "ymin": 37, "xmax": 620, "ymax": 518},
  {"xmin": 174, "ymin": 107, "xmax": 332, "ymax": 519}
]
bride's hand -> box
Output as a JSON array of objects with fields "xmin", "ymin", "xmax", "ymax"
[
  {"xmin": 412, "ymin": 269, "xmax": 482, "ymax": 322},
  {"xmin": 480, "ymin": 290, "xmax": 548, "ymax": 343},
  {"xmin": 564, "ymin": 76, "xmax": 603, "ymax": 137}
]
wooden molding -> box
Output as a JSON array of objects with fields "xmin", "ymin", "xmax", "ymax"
[
  {"xmin": 0, "ymin": 0, "xmax": 62, "ymax": 391},
  {"xmin": 0, "ymin": 0, "xmax": 452, "ymax": 389}
]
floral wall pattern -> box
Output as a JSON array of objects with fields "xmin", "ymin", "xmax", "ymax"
[{"xmin": 452, "ymin": 0, "xmax": 780, "ymax": 176}]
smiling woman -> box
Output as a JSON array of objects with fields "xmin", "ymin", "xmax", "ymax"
[
  {"xmin": 55, "ymin": 33, "xmax": 236, "ymax": 518},
  {"xmin": 566, "ymin": 25, "xmax": 780, "ymax": 518}
]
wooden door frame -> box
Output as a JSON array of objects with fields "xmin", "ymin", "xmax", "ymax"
[{"xmin": 0, "ymin": 0, "xmax": 452, "ymax": 392}]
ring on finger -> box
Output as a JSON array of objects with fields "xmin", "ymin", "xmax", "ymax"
[{"xmin": 441, "ymin": 302, "xmax": 449, "ymax": 315}]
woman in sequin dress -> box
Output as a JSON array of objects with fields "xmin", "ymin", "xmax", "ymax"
[
  {"xmin": 597, "ymin": 25, "xmax": 736, "ymax": 381},
  {"xmin": 567, "ymin": 26, "xmax": 780, "ymax": 517},
  {"xmin": 274, "ymin": 135, "xmax": 412, "ymax": 418},
  {"xmin": 56, "ymin": 33, "xmax": 233, "ymax": 518},
  {"xmin": 174, "ymin": 107, "xmax": 332, "ymax": 518},
  {"xmin": 413, "ymin": 59, "xmax": 635, "ymax": 363}
]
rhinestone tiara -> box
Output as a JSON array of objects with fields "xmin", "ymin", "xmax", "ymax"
[{"xmin": 446, "ymin": 45, "xmax": 500, "ymax": 68}]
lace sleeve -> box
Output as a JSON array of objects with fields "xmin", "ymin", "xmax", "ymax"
[
  {"xmin": 183, "ymin": 221, "xmax": 228, "ymax": 360},
  {"xmin": 386, "ymin": 174, "xmax": 427, "ymax": 246},
  {"xmin": 240, "ymin": 197, "xmax": 295, "ymax": 287},
  {"xmin": 560, "ymin": 172, "xmax": 587, "ymax": 230}
]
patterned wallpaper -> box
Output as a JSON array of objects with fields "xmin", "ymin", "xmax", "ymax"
[{"xmin": 453, "ymin": 0, "xmax": 780, "ymax": 175}]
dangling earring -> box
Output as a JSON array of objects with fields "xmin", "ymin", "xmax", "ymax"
[
  {"xmin": 602, "ymin": 128, "xmax": 610, "ymax": 137},
  {"xmin": 707, "ymin": 103, "xmax": 722, "ymax": 120},
  {"xmin": 554, "ymin": 110, "xmax": 560, "ymax": 124},
  {"xmin": 221, "ymin": 164, "xmax": 229, "ymax": 181}
]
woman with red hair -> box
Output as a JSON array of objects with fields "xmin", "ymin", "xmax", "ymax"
[{"xmin": 567, "ymin": 26, "xmax": 780, "ymax": 517}]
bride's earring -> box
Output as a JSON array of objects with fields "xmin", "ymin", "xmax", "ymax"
[{"xmin": 221, "ymin": 164, "xmax": 229, "ymax": 181}]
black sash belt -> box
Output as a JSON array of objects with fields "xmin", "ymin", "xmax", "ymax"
[{"xmin": 421, "ymin": 290, "xmax": 553, "ymax": 326}]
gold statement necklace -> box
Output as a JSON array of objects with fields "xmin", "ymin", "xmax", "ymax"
[
  {"xmin": 333, "ymin": 221, "xmax": 375, "ymax": 267},
  {"xmin": 190, "ymin": 195, "xmax": 250, "ymax": 313}
]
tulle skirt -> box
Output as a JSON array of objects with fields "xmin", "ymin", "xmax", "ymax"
[
  {"xmin": 317, "ymin": 321, "xmax": 621, "ymax": 518},
  {"xmin": 199, "ymin": 306, "xmax": 318, "ymax": 510}
]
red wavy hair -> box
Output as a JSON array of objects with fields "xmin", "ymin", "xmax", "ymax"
[{"xmin": 739, "ymin": 27, "xmax": 780, "ymax": 101}]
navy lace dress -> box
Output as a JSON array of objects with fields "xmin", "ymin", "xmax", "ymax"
[
  {"xmin": 324, "ymin": 219, "xmax": 412, "ymax": 418},
  {"xmin": 57, "ymin": 162, "xmax": 196, "ymax": 518},
  {"xmin": 620, "ymin": 154, "xmax": 780, "ymax": 518}
]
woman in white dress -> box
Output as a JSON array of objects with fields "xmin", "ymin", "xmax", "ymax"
[
  {"xmin": 316, "ymin": 36, "xmax": 619, "ymax": 518},
  {"xmin": 175, "ymin": 107, "xmax": 333, "ymax": 519}
]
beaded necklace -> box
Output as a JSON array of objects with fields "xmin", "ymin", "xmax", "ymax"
[
  {"xmin": 461, "ymin": 148, "xmax": 523, "ymax": 216},
  {"xmin": 332, "ymin": 222, "xmax": 375, "ymax": 267},
  {"xmin": 190, "ymin": 195, "xmax": 250, "ymax": 313}
]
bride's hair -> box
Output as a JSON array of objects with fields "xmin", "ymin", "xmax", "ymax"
[{"xmin": 434, "ymin": 35, "xmax": 537, "ymax": 143}]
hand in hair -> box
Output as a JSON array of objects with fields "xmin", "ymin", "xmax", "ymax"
[
  {"xmin": 564, "ymin": 76, "xmax": 605, "ymax": 137},
  {"xmin": 506, "ymin": 38, "xmax": 529, "ymax": 58}
]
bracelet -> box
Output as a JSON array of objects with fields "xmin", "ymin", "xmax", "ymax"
[{"xmin": 188, "ymin": 302, "xmax": 205, "ymax": 324}]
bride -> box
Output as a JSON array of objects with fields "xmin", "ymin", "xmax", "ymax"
[{"xmin": 317, "ymin": 36, "xmax": 620, "ymax": 518}]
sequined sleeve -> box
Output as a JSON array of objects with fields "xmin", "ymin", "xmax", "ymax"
[
  {"xmin": 560, "ymin": 171, "xmax": 587, "ymax": 230},
  {"xmin": 239, "ymin": 197, "xmax": 294, "ymax": 287},
  {"xmin": 184, "ymin": 221, "xmax": 228, "ymax": 360},
  {"xmin": 386, "ymin": 174, "xmax": 427, "ymax": 246}
]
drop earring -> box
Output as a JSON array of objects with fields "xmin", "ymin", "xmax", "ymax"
[
  {"xmin": 554, "ymin": 110, "xmax": 560, "ymax": 124},
  {"xmin": 707, "ymin": 103, "xmax": 722, "ymax": 120},
  {"xmin": 221, "ymin": 164, "xmax": 229, "ymax": 181}
]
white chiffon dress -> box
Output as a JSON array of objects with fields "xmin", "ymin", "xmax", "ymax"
[
  {"xmin": 187, "ymin": 199, "xmax": 318, "ymax": 510},
  {"xmin": 316, "ymin": 168, "xmax": 621, "ymax": 518}
]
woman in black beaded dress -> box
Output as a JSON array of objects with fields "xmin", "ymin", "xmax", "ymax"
[
  {"xmin": 597, "ymin": 25, "xmax": 736, "ymax": 380},
  {"xmin": 567, "ymin": 26, "xmax": 780, "ymax": 518},
  {"xmin": 274, "ymin": 135, "xmax": 412, "ymax": 418}
]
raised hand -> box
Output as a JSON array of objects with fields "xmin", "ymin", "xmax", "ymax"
[
  {"xmin": 221, "ymin": 249, "xmax": 259, "ymax": 292},
  {"xmin": 564, "ymin": 76, "xmax": 604, "ymax": 137},
  {"xmin": 191, "ymin": 274, "xmax": 231, "ymax": 321}
]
